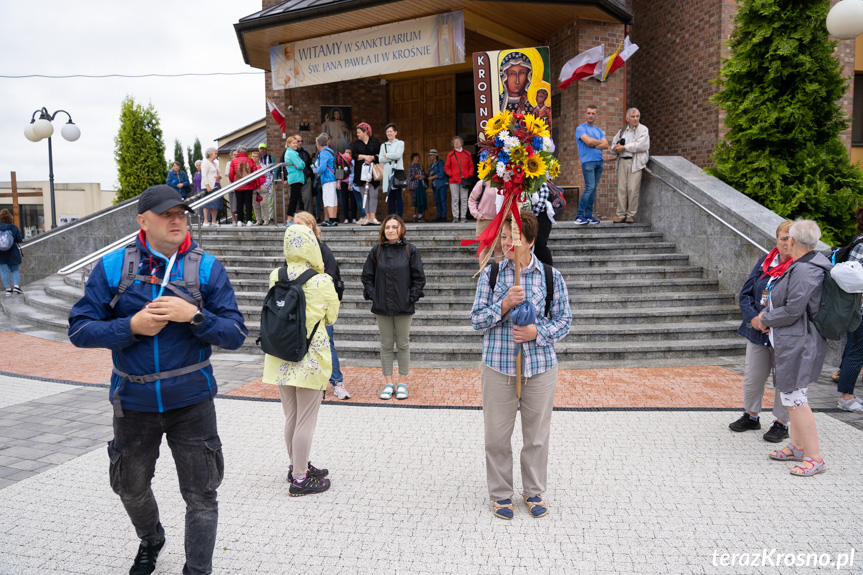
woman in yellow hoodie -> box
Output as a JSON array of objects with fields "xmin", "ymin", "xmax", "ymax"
[{"xmin": 262, "ymin": 224, "xmax": 340, "ymax": 496}]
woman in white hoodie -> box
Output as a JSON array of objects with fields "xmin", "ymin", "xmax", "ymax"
[{"xmin": 379, "ymin": 123, "xmax": 405, "ymax": 218}]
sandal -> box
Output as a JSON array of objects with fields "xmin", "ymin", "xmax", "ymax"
[
  {"xmin": 380, "ymin": 383, "xmax": 395, "ymax": 400},
  {"xmin": 769, "ymin": 444, "xmax": 804, "ymax": 461},
  {"xmin": 395, "ymin": 383, "xmax": 408, "ymax": 400},
  {"xmin": 790, "ymin": 456, "xmax": 826, "ymax": 476},
  {"xmin": 522, "ymin": 494, "xmax": 548, "ymax": 518},
  {"xmin": 492, "ymin": 499, "xmax": 514, "ymax": 520}
]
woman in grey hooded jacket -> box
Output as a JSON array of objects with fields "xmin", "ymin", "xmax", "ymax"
[{"xmin": 755, "ymin": 219, "xmax": 832, "ymax": 476}]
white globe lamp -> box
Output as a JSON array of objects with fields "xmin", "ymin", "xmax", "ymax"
[
  {"xmin": 61, "ymin": 122, "xmax": 81, "ymax": 142},
  {"xmin": 32, "ymin": 118, "xmax": 54, "ymax": 139},
  {"xmin": 24, "ymin": 123, "xmax": 40, "ymax": 142},
  {"xmin": 827, "ymin": 0, "xmax": 863, "ymax": 39}
]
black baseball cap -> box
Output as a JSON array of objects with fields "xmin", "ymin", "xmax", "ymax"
[{"xmin": 137, "ymin": 185, "xmax": 194, "ymax": 215}]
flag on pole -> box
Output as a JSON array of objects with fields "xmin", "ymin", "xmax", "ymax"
[
  {"xmin": 267, "ymin": 99, "xmax": 286, "ymax": 134},
  {"xmin": 557, "ymin": 45, "xmax": 604, "ymax": 90},
  {"xmin": 593, "ymin": 36, "xmax": 638, "ymax": 82}
]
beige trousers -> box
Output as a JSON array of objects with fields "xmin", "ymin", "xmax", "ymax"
[
  {"xmin": 616, "ymin": 158, "xmax": 643, "ymax": 218},
  {"xmin": 252, "ymin": 192, "xmax": 265, "ymax": 222},
  {"xmin": 481, "ymin": 363, "xmax": 558, "ymax": 501},
  {"xmin": 278, "ymin": 385, "xmax": 323, "ymax": 480}
]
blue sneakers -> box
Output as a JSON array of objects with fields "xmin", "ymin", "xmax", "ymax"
[
  {"xmin": 586, "ymin": 216, "xmax": 601, "ymax": 225},
  {"xmin": 574, "ymin": 216, "xmax": 588, "ymax": 225}
]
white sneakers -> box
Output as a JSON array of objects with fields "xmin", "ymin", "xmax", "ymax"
[
  {"xmin": 245, "ymin": 221, "xmax": 255, "ymax": 227},
  {"xmin": 332, "ymin": 383, "xmax": 351, "ymax": 400}
]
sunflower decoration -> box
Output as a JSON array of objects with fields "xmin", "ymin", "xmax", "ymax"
[
  {"xmin": 522, "ymin": 115, "xmax": 549, "ymax": 138},
  {"xmin": 547, "ymin": 159, "xmax": 561, "ymax": 179},
  {"xmin": 523, "ymin": 154, "xmax": 547, "ymax": 179},
  {"xmin": 484, "ymin": 110, "xmax": 513, "ymax": 139},
  {"xmin": 477, "ymin": 158, "xmax": 496, "ymax": 180},
  {"xmin": 509, "ymin": 146, "xmax": 527, "ymax": 164}
]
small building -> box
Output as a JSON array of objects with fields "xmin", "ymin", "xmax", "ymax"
[
  {"xmin": 215, "ymin": 118, "xmax": 268, "ymax": 177},
  {"xmin": 0, "ymin": 180, "xmax": 114, "ymax": 239}
]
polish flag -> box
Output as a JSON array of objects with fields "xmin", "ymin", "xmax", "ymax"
[
  {"xmin": 267, "ymin": 99, "xmax": 286, "ymax": 134},
  {"xmin": 557, "ymin": 45, "xmax": 604, "ymax": 90},
  {"xmin": 593, "ymin": 36, "xmax": 639, "ymax": 82}
]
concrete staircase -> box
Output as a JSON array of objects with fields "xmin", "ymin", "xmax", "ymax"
[{"xmin": 3, "ymin": 221, "xmax": 746, "ymax": 368}]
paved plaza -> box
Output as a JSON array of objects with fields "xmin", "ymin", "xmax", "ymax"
[{"xmin": 0, "ymin": 332, "xmax": 862, "ymax": 574}]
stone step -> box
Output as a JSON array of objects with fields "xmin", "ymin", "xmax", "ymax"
[
  {"xmin": 230, "ymin": 291, "xmax": 734, "ymax": 315},
  {"xmin": 201, "ymin": 241, "xmax": 679, "ymax": 259},
  {"xmin": 299, "ymin": 321, "xmax": 740, "ymax": 343},
  {"xmin": 211, "ymin": 252, "xmax": 691, "ymax": 269},
  {"xmin": 226, "ymin": 264, "xmax": 707, "ymax": 282}
]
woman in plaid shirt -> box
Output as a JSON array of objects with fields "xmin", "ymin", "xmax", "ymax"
[{"xmin": 470, "ymin": 211, "xmax": 572, "ymax": 520}]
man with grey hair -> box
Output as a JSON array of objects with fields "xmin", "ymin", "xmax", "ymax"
[
  {"xmin": 755, "ymin": 219, "xmax": 831, "ymax": 476},
  {"xmin": 610, "ymin": 108, "xmax": 650, "ymax": 224}
]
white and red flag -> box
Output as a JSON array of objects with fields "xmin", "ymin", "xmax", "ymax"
[
  {"xmin": 593, "ymin": 36, "xmax": 639, "ymax": 82},
  {"xmin": 267, "ymin": 99, "xmax": 286, "ymax": 134},
  {"xmin": 557, "ymin": 45, "xmax": 604, "ymax": 90}
]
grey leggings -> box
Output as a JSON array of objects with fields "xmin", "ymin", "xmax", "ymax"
[
  {"xmin": 743, "ymin": 340, "xmax": 789, "ymax": 421},
  {"xmin": 376, "ymin": 314, "xmax": 413, "ymax": 376}
]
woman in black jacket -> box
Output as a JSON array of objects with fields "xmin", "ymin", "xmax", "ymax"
[
  {"xmin": 0, "ymin": 209, "xmax": 24, "ymax": 297},
  {"xmin": 361, "ymin": 214, "xmax": 425, "ymax": 400}
]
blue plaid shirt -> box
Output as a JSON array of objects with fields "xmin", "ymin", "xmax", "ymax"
[{"xmin": 470, "ymin": 254, "xmax": 572, "ymax": 377}]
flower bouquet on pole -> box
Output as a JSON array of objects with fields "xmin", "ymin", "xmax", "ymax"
[{"xmin": 462, "ymin": 111, "xmax": 559, "ymax": 396}]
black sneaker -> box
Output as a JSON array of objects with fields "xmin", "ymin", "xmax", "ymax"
[
  {"xmin": 129, "ymin": 538, "xmax": 165, "ymax": 575},
  {"xmin": 728, "ymin": 412, "xmax": 761, "ymax": 432},
  {"xmin": 287, "ymin": 461, "xmax": 329, "ymax": 482},
  {"xmin": 289, "ymin": 475, "xmax": 331, "ymax": 497},
  {"xmin": 763, "ymin": 420, "xmax": 789, "ymax": 443},
  {"xmin": 12, "ymin": 285, "xmax": 23, "ymax": 294}
]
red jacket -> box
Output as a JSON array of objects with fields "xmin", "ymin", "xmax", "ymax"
[
  {"xmin": 228, "ymin": 153, "xmax": 261, "ymax": 191},
  {"xmin": 444, "ymin": 149, "xmax": 475, "ymax": 184}
]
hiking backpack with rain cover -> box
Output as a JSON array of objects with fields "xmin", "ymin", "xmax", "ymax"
[{"xmin": 256, "ymin": 267, "xmax": 321, "ymax": 362}]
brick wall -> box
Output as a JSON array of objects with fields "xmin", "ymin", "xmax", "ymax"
[{"xmin": 631, "ymin": 0, "xmax": 855, "ymax": 167}]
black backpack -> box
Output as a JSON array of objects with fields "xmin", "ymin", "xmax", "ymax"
[
  {"xmin": 830, "ymin": 235, "xmax": 863, "ymax": 264},
  {"xmin": 488, "ymin": 261, "xmax": 555, "ymax": 318},
  {"xmin": 256, "ymin": 267, "xmax": 321, "ymax": 362}
]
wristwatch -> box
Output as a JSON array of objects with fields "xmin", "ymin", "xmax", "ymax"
[{"xmin": 190, "ymin": 309, "xmax": 205, "ymax": 326}]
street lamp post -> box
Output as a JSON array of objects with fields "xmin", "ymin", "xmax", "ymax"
[{"xmin": 23, "ymin": 107, "xmax": 80, "ymax": 229}]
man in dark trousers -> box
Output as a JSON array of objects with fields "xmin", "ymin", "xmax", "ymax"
[{"xmin": 68, "ymin": 185, "xmax": 247, "ymax": 575}]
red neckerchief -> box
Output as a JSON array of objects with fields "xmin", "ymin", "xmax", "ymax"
[{"xmin": 761, "ymin": 248, "xmax": 794, "ymax": 278}]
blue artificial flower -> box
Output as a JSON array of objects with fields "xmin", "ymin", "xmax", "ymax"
[
  {"xmin": 480, "ymin": 150, "xmax": 489, "ymax": 162},
  {"xmin": 532, "ymin": 137, "xmax": 544, "ymax": 151},
  {"xmin": 497, "ymin": 151, "xmax": 511, "ymax": 164},
  {"xmin": 495, "ymin": 134, "xmax": 505, "ymax": 146}
]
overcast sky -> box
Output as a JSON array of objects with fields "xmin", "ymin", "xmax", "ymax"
[{"xmin": 0, "ymin": 0, "xmax": 264, "ymax": 192}]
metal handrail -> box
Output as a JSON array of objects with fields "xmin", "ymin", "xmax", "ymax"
[
  {"xmin": 56, "ymin": 163, "xmax": 285, "ymax": 276},
  {"xmin": 643, "ymin": 166, "xmax": 769, "ymax": 255}
]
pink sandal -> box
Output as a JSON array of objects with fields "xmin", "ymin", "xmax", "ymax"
[
  {"xmin": 769, "ymin": 444, "xmax": 804, "ymax": 461},
  {"xmin": 790, "ymin": 457, "xmax": 826, "ymax": 476}
]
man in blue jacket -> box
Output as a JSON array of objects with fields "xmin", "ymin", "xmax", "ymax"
[{"xmin": 68, "ymin": 185, "xmax": 247, "ymax": 575}]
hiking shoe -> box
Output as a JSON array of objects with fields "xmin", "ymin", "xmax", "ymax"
[
  {"xmin": 288, "ymin": 461, "xmax": 329, "ymax": 482},
  {"xmin": 289, "ymin": 475, "xmax": 331, "ymax": 497},
  {"xmin": 129, "ymin": 538, "xmax": 165, "ymax": 575},
  {"xmin": 763, "ymin": 420, "xmax": 789, "ymax": 443},
  {"xmin": 12, "ymin": 286, "xmax": 22, "ymax": 295},
  {"xmin": 838, "ymin": 397, "xmax": 863, "ymax": 414},
  {"xmin": 728, "ymin": 412, "xmax": 761, "ymax": 432},
  {"xmin": 574, "ymin": 216, "xmax": 588, "ymax": 225},
  {"xmin": 586, "ymin": 216, "xmax": 601, "ymax": 225},
  {"xmin": 333, "ymin": 383, "xmax": 351, "ymax": 400}
]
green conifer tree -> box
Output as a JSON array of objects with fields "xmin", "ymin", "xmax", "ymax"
[
  {"xmin": 172, "ymin": 139, "xmax": 188, "ymax": 175},
  {"xmin": 708, "ymin": 0, "xmax": 863, "ymax": 245},
  {"xmin": 187, "ymin": 138, "xmax": 203, "ymax": 177},
  {"xmin": 114, "ymin": 97, "xmax": 168, "ymax": 203}
]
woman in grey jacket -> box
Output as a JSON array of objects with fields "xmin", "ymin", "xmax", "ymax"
[
  {"xmin": 379, "ymin": 123, "xmax": 405, "ymax": 217},
  {"xmin": 755, "ymin": 219, "xmax": 831, "ymax": 476}
]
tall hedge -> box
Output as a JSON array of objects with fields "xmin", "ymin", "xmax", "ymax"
[
  {"xmin": 113, "ymin": 97, "xmax": 167, "ymax": 203},
  {"xmin": 708, "ymin": 0, "xmax": 863, "ymax": 245}
]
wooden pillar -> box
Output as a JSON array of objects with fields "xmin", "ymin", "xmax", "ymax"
[{"xmin": 10, "ymin": 171, "xmax": 19, "ymax": 228}]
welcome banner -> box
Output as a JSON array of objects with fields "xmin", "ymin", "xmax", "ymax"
[{"xmin": 270, "ymin": 11, "xmax": 465, "ymax": 90}]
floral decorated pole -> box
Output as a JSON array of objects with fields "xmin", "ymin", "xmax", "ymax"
[{"xmin": 462, "ymin": 111, "xmax": 560, "ymax": 396}]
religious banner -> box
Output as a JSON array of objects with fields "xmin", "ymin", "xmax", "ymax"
[
  {"xmin": 270, "ymin": 11, "xmax": 465, "ymax": 90},
  {"xmin": 472, "ymin": 47, "xmax": 551, "ymax": 136}
]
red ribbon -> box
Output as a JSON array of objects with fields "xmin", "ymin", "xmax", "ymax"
[{"xmin": 460, "ymin": 183, "xmax": 524, "ymax": 259}]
